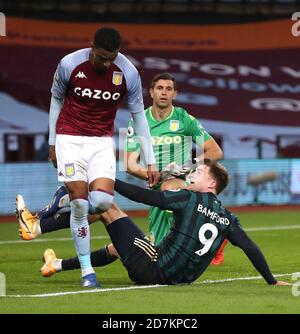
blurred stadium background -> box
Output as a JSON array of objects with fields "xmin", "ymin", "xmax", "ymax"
[
  {"xmin": 0, "ymin": 0, "xmax": 300, "ymax": 214},
  {"xmin": 0, "ymin": 1, "xmax": 300, "ymax": 314}
]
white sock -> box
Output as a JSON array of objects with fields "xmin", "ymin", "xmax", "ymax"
[
  {"xmin": 82, "ymin": 267, "xmax": 95, "ymax": 277},
  {"xmin": 34, "ymin": 220, "xmax": 42, "ymax": 236},
  {"xmin": 53, "ymin": 259, "xmax": 62, "ymax": 272}
]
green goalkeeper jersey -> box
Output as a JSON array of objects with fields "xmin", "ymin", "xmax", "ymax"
[
  {"xmin": 126, "ymin": 106, "xmax": 211, "ymax": 170},
  {"xmin": 126, "ymin": 106, "xmax": 212, "ymax": 244}
]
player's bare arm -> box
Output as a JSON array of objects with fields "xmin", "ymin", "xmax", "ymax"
[
  {"xmin": 48, "ymin": 95, "xmax": 64, "ymax": 168},
  {"xmin": 196, "ymin": 137, "xmax": 223, "ymax": 163},
  {"xmin": 125, "ymin": 151, "xmax": 160, "ymax": 187},
  {"xmin": 48, "ymin": 145, "xmax": 57, "ymax": 168},
  {"xmin": 146, "ymin": 164, "xmax": 160, "ymax": 187},
  {"xmin": 126, "ymin": 151, "xmax": 148, "ymax": 180},
  {"xmin": 130, "ymin": 111, "xmax": 158, "ymax": 187}
]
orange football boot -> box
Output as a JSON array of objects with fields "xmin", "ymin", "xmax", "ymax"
[{"xmin": 211, "ymin": 239, "xmax": 228, "ymax": 266}]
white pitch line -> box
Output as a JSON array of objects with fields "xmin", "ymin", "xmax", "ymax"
[
  {"xmin": 1, "ymin": 224, "xmax": 300, "ymax": 245},
  {"xmin": 245, "ymin": 225, "xmax": 300, "ymax": 232},
  {"xmin": 4, "ymin": 273, "xmax": 297, "ymax": 298},
  {"xmin": 5, "ymin": 284, "xmax": 168, "ymax": 298},
  {"xmin": 198, "ymin": 272, "xmax": 297, "ymax": 284}
]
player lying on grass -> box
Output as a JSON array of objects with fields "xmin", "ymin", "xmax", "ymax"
[
  {"xmin": 16, "ymin": 161, "xmax": 202, "ymax": 274},
  {"xmin": 17, "ymin": 160, "xmax": 289, "ymax": 286}
]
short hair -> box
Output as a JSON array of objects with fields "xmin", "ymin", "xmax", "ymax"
[
  {"xmin": 204, "ymin": 159, "xmax": 229, "ymax": 195},
  {"xmin": 150, "ymin": 73, "xmax": 177, "ymax": 90},
  {"xmin": 93, "ymin": 27, "xmax": 121, "ymax": 51}
]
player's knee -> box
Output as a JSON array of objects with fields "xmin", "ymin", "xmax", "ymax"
[
  {"xmin": 100, "ymin": 203, "xmax": 127, "ymax": 225},
  {"xmin": 89, "ymin": 190, "xmax": 114, "ymax": 214},
  {"xmin": 70, "ymin": 198, "xmax": 89, "ymax": 223}
]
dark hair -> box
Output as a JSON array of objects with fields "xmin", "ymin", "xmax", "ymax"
[
  {"xmin": 150, "ymin": 73, "xmax": 177, "ymax": 90},
  {"xmin": 93, "ymin": 27, "xmax": 121, "ymax": 51},
  {"xmin": 204, "ymin": 159, "xmax": 229, "ymax": 195}
]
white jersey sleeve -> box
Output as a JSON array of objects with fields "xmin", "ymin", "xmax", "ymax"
[
  {"xmin": 51, "ymin": 48, "xmax": 90, "ymax": 99},
  {"xmin": 114, "ymin": 53, "xmax": 144, "ymax": 114}
]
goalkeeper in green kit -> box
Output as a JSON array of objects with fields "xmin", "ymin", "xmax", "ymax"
[
  {"xmin": 125, "ymin": 73, "xmax": 223, "ymax": 246},
  {"xmin": 16, "ymin": 73, "xmax": 226, "ymax": 276}
]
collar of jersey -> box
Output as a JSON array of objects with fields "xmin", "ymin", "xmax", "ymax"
[{"xmin": 149, "ymin": 106, "xmax": 174, "ymax": 123}]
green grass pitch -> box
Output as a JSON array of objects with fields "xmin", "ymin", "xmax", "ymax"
[{"xmin": 0, "ymin": 210, "xmax": 299, "ymax": 314}]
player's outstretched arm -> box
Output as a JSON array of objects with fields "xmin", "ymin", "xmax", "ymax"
[
  {"xmin": 115, "ymin": 179, "xmax": 167, "ymax": 209},
  {"xmin": 227, "ymin": 222, "xmax": 279, "ymax": 285}
]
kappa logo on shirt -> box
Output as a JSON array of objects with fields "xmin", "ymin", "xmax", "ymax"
[{"xmin": 75, "ymin": 71, "xmax": 87, "ymax": 79}]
